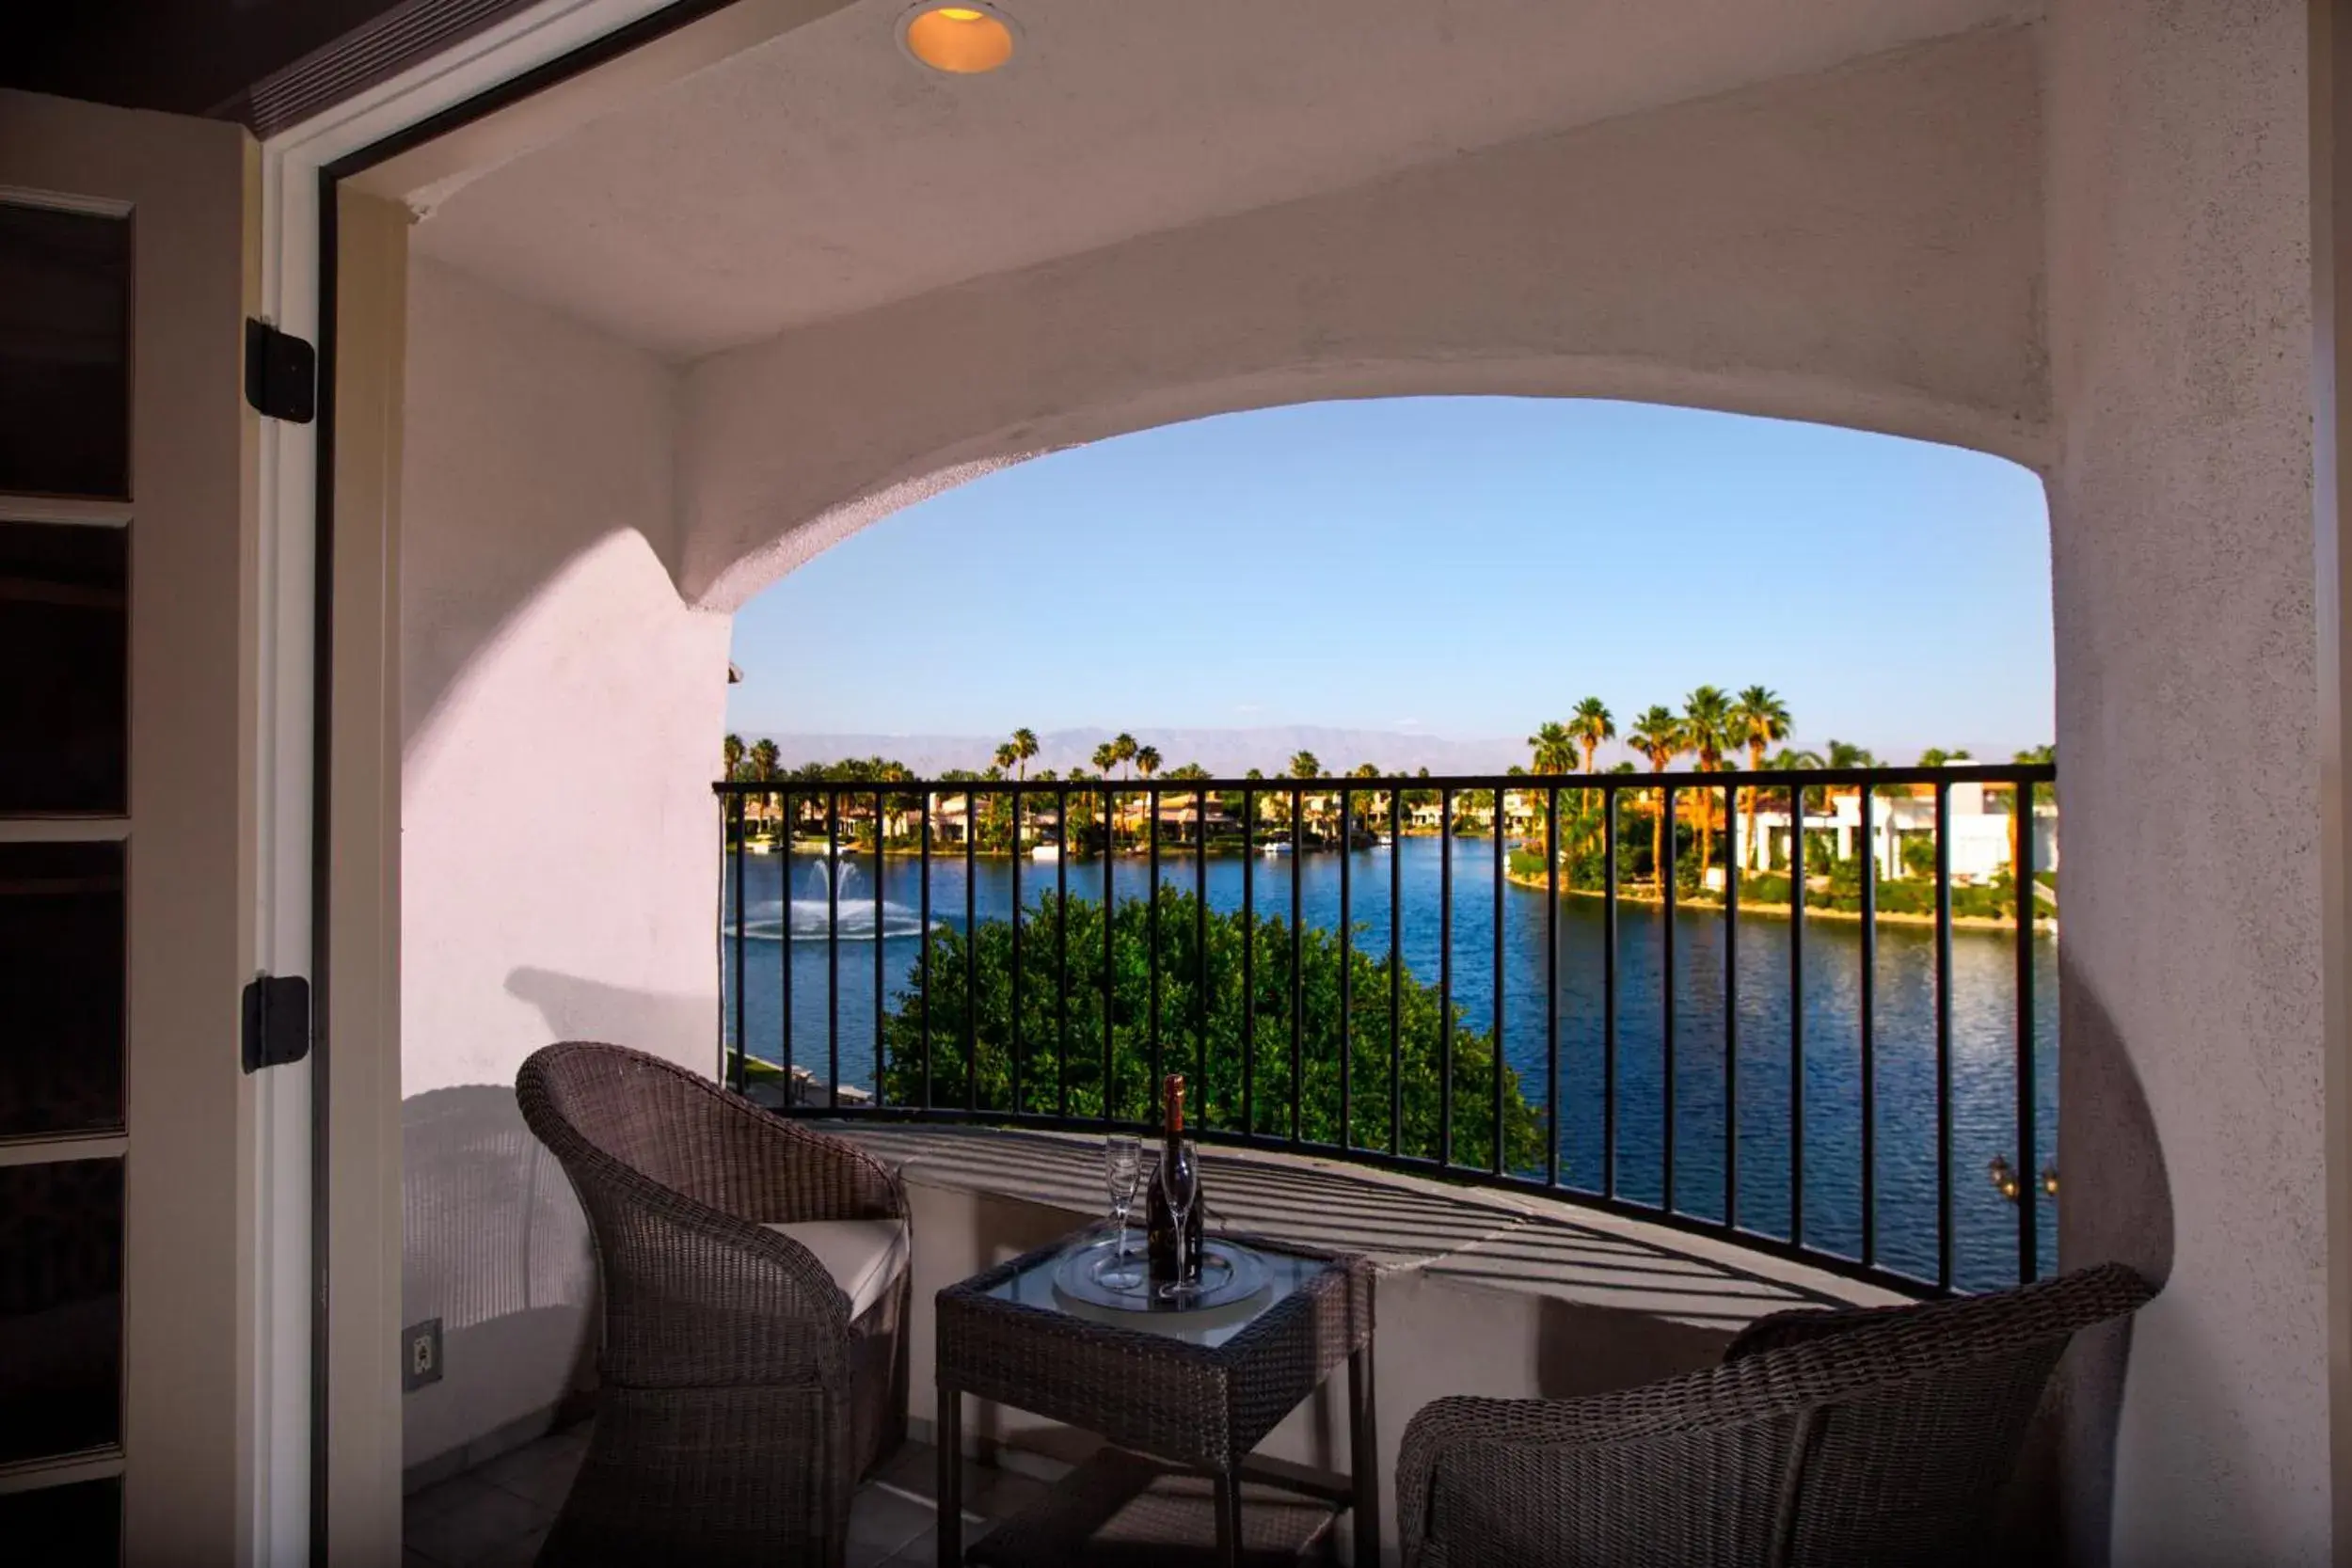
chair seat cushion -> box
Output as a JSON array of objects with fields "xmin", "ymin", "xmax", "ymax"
[{"xmin": 761, "ymin": 1218, "xmax": 909, "ymax": 1316}]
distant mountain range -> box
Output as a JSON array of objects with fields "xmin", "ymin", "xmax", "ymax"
[
  {"xmin": 740, "ymin": 724, "xmax": 2037, "ymax": 778},
  {"xmin": 748, "ymin": 725, "xmax": 1544, "ymax": 778}
]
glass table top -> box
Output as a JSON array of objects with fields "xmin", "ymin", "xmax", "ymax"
[{"xmin": 986, "ymin": 1227, "xmax": 1330, "ymax": 1348}]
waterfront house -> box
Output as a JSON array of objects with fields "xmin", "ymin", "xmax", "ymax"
[{"xmin": 1733, "ymin": 783, "xmax": 2058, "ymax": 882}]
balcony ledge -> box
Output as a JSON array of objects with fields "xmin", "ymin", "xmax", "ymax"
[{"xmin": 828, "ymin": 1122, "xmax": 1905, "ymax": 1333}]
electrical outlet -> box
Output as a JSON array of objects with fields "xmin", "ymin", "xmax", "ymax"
[{"xmin": 403, "ymin": 1319, "xmax": 443, "ymax": 1392}]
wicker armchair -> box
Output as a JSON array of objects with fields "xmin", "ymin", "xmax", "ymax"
[
  {"xmin": 1399, "ymin": 1261, "xmax": 2152, "ymax": 1568},
  {"xmin": 516, "ymin": 1042, "xmax": 911, "ymax": 1566}
]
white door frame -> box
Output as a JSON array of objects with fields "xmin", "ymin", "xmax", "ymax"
[{"xmin": 253, "ymin": 1, "xmax": 819, "ymax": 1560}]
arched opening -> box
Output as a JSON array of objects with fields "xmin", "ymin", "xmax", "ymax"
[{"xmin": 715, "ymin": 395, "xmax": 2058, "ymax": 1294}]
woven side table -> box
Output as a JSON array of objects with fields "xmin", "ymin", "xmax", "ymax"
[{"xmin": 935, "ymin": 1232, "xmax": 1376, "ymax": 1568}]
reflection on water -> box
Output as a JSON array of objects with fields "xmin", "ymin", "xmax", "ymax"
[{"xmin": 723, "ymin": 836, "xmax": 2056, "ymax": 1289}]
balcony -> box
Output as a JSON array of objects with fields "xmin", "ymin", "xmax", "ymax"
[{"xmin": 718, "ymin": 762, "xmax": 2058, "ymax": 1300}]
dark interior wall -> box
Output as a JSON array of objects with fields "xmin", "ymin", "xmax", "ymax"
[{"xmin": 1, "ymin": 0, "xmax": 429, "ymax": 119}]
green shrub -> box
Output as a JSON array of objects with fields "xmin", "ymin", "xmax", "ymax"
[{"xmin": 879, "ymin": 887, "xmax": 1542, "ymax": 1169}]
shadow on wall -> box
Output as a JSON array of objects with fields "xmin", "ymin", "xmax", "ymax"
[
  {"xmin": 402, "ymin": 1084, "xmax": 596, "ymax": 1469},
  {"xmin": 2053, "ymin": 958, "xmax": 2176, "ymax": 1568},
  {"xmin": 505, "ymin": 966, "xmax": 718, "ymax": 1074}
]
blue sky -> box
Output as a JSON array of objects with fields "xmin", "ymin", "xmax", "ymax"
[{"xmin": 727, "ymin": 398, "xmax": 2052, "ymax": 760}]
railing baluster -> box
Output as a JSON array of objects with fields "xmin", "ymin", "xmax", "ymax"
[
  {"xmin": 918, "ymin": 791, "xmax": 930, "ymax": 1110},
  {"xmin": 1243, "ymin": 786, "xmax": 1256, "ymax": 1137},
  {"xmin": 730, "ymin": 792, "xmax": 746, "ymax": 1096},
  {"xmin": 875, "ymin": 790, "xmax": 886, "ymax": 1107},
  {"xmin": 1150, "ymin": 784, "xmax": 1162, "ymax": 1106},
  {"xmin": 1440, "ymin": 786, "xmax": 1454, "ymax": 1169},
  {"xmin": 2015, "ymin": 776, "xmax": 2038, "ymax": 1285},
  {"xmin": 965, "ymin": 788, "xmax": 977, "ymax": 1115},
  {"xmin": 1663, "ymin": 782, "xmax": 1677, "ymax": 1212},
  {"xmin": 1057, "ymin": 787, "xmax": 1069, "ymax": 1119},
  {"xmin": 1390, "ymin": 785, "xmax": 1403, "ymax": 1159},
  {"xmin": 1724, "ymin": 780, "xmax": 1739, "ymax": 1232},
  {"xmin": 1340, "ymin": 785, "xmax": 1353, "ymax": 1151},
  {"xmin": 1789, "ymin": 777, "xmax": 1805, "ymax": 1247},
  {"xmin": 1010, "ymin": 790, "xmax": 1023, "ymax": 1116},
  {"xmin": 1492, "ymin": 785, "xmax": 1506, "ymax": 1176},
  {"xmin": 780, "ymin": 789, "xmax": 794, "ymax": 1098},
  {"xmin": 1603, "ymin": 784, "xmax": 1619, "ymax": 1200},
  {"xmin": 1546, "ymin": 785, "xmax": 1560, "ymax": 1189},
  {"xmin": 1935, "ymin": 782, "xmax": 1953, "ymax": 1291},
  {"xmin": 1860, "ymin": 784, "xmax": 1878, "ymax": 1268},
  {"xmin": 1197, "ymin": 785, "xmax": 1209, "ymax": 1121},
  {"xmin": 1291, "ymin": 786, "xmax": 1304, "ymax": 1148},
  {"xmin": 827, "ymin": 791, "xmax": 841, "ymax": 1111},
  {"xmin": 1103, "ymin": 783, "xmax": 1115, "ymax": 1124}
]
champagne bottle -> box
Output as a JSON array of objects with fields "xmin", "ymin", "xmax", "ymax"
[{"xmin": 1145, "ymin": 1073, "xmax": 1204, "ymax": 1286}]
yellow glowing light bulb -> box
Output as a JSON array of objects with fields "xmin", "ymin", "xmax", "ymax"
[{"xmin": 901, "ymin": 5, "xmax": 1016, "ymax": 73}]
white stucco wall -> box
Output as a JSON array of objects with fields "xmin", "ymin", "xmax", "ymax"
[
  {"xmin": 399, "ymin": 258, "xmax": 731, "ymax": 1469},
  {"xmin": 2044, "ymin": 1, "xmax": 2325, "ymax": 1560},
  {"xmin": 677, "ymin": 24, "xmax": 2048, "ymax": 609},
  {"xmin": 389, "ymin": 7, "xmax": 2343, "ymax": 1546}
]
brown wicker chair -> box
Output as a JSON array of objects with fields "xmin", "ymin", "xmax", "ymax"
[
  {"xmin": 1398, "ymin": 1261, "xmax": 2152, "ymax": 1568},
  {"xmin": 516, "ymin": 1041, "xmax": 911, "ymax": 1566}
]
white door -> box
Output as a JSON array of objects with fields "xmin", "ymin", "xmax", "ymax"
[{"xmin": 0, "ymin": 90, "xmax": 285, "ymax": 1564}]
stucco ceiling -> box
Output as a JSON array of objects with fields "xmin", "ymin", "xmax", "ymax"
[{"xmin": 408, "ymin": 0, "xmax": 2035, "ymax": 361}]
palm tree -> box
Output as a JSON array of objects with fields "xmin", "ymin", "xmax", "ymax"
[
  {"xmin": 1112, "ymin": 732, "xmax": 1139, "ymax": 780},
  {"xmin": 748, "ymin": 736, "xmax": 782, "ymax": 835},
  {"xmin": 1916, "ymin": 747, "xmax": 1973, "ymax": 767},
  {"xmin": 1090, "ymin": 742, "xmax": 1120, "ymax": 850},
  {"xmin": 1010, "ymin": 727, "xmax": 1039, "ymax": 780},
  {"xmin": 1527, "ymin": 721, "xmax": 1575, "ymax": 776},
  {"xmin": 1730, "ymin": 686, "xmax": 1791, "ymax": 869},
  {"xmin": 994, "ymin": 741, "xmax": 1019, "ymax": 775},
  {"xmin": 1570, "ymin": 698, "xmax": 1615, "ymax": 773},
  {"xmin": 1522, "ymin": 721, "xmax": 1575, "ymax": 859},
  {"xmin": 1629, "ymin": 706, "xmax": 1684, "ymax": 886},
  {"xmin": 723, "ymin": 732, "xmax": 745, "ymax": 780},
  {"xmin": 1134, "ymin": 744, "xmax": 1163, "ymax": 837},
  {"xmin": 1682, "ymin": 687, "xmax": 1734, "ymax": 879},
  {"xmin": 1288, "ymin": 751, "xmax": 1321, "ymax": 780}
]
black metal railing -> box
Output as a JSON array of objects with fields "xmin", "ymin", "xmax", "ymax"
[{"xmin": 715, "ymin": 764, "xmax": 2058, "ymax": 1297}]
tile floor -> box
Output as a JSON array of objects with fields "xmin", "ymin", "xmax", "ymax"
[{"xmin": 403, "ymin": 1421, "xmax": 1051, "ymax": 1568}]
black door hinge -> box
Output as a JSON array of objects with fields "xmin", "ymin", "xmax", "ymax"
[
  {"xmin": 242, "ymin": 974, "xmax": 313, "ymax": 1073},
  {"xmin": 245, "ymin": 319, "xmax": 317, "ymax": 423}
]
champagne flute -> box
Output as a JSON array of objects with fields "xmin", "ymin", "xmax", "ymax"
[
  {"xmin": 1102, "ymin": 1134, "xmax": 1143, "ymax": 1291},
  {"xmin": 1155, "ymin": 1136, "xmax": 1201, "ymax": 1302}
]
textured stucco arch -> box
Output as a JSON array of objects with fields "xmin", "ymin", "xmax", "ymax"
[{"xmin": 677, "ymin": 23, "xmax": 2048, "ymax": 611}]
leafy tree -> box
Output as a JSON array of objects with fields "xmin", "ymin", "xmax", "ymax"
[
  {"xmin": 879, "ymin": 888, "xmax": 1540, "ymax": 1168},
  {"xmin": 1681, "ymin": 687, "xmax": 1734, "ymax": 879},
  {"xmin": 1569, "ymin": 698, "xmax": 1615, "ymax": 773},
  {"xmin": 1730, "ymin": 686, "xmax": 1791, "ymax": 869},
  {"xmin": 1527, "ymin": 721, "xmax": 1576, "ymax": 777},
  {"xmin": 1629, "ymin": 706, "xmax": 1684, "ymax": 882},
  {"xmin": 747, "ymin": 737, "xmax": 783, "ymax": 835}
]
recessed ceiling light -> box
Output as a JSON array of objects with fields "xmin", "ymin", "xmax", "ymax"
[{"xmin": 898, "ymin": 2, "xmax": 1018, "ymax": 75}]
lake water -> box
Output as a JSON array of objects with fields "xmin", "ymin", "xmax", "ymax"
[{"xmin": 722, "ymin": 835, "xmax": 2057, "ymax": 1289}]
